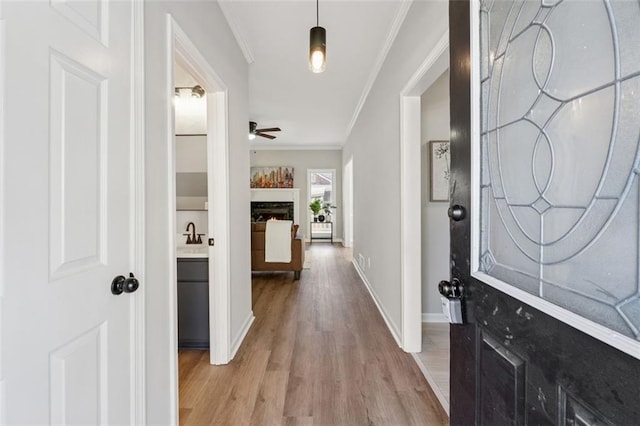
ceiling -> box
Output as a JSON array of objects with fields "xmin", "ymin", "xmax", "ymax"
[{"xmin": 219, "ymin": 0, "xmax": 410, "ymax": 149}]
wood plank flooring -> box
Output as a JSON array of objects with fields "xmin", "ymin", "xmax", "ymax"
[
  {"xmin": 179, "ymin": 244, "xmax": 448, "ymax": 425},
  {"xmin": 414, "ymin": 323, "xmax": 450, "ymax": 414}
]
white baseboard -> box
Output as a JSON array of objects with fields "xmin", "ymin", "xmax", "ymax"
[
  {"xmin": 230, "ymin": 311, "xmax": 255, "ymax": 359},
  {"xmin": 422, "ymin": 313, "xmax": 448, "ymax": 323},
  {"xmin": 0, "ymin": 380, "xmax": 5, "ymax": 425},
  {"xmin": 352, "ymin": 259, "xmax": 402, "ymax": 347},
  {"xmin": 411, "ymin": 353, "xmax": 450, "ymax": 415}
]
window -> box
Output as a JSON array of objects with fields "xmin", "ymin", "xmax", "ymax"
[
  {"xmin": 308, "ymin": 169, "xmax": 336, "ymax": 239},
  {"xmin": 308, "ymin": 169, "xmax": 335, "ymax": 204}
]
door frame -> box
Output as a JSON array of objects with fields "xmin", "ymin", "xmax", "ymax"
[
  {"xmin": 399, "ymin": 32, "xmax": 449, "ymax": 352},
  {"xmin": 0, "ymin": 2, "xmax": 5, "ymax": 414},
  {"xmin": 167, "ymin": 17, "xmax": 232, "ymax": 369},
  {"xmin": 307, "ymin": 168, "xmax": 336, "ymax": 238},
  {"xmin": 132, "ymin": 1, "xmax": 147, "ymax": 424},
  {"xmin": 343, "ymin": 157, "xmax": 354, "ymax": 247}
]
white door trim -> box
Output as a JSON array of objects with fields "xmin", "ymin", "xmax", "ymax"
[
  {"xmin": 131, "ymin": 1, "xmax": 146, "ymax": 424},
  {"xmin": 399, "ymin": 95, "xmax": 422, "ymax": 353},
  {"xmin": 206, "ymin": 83, "xmax": 231, "ymax": 365},
  {"xmin": 167, "ymin": 17, "xmax": 232, "ymax": 369},
  {"xmin": 399, "ymin": 31, "xmax": 449, "ymax": 352},
  {"xmin": 0, "ymin": 3, "xmax": 6, "ymax": 421},
  {"xmin": 342, "ymin": 157, "xmax": 353, "ymax": 247}
]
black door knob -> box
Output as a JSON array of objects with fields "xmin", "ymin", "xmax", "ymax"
[
  {"xmin": 111, "ymin": 273, "xmax": 139, "ymax": 295},
  {"xmin": 111, "ymin": 275, "xmax": 126, "ymax": 295},
  {"xmin": 438, "ymin": 278, "xmax": 464, "ymax": 298},
  {"xmin": 448, "ymin": 205, "xmax": 466, "ymax": 221},
  {"xmin": 124, "ymin": 273, "xmax": 139, "ymax": 293}
]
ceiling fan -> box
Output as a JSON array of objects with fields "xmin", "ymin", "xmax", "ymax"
[{"xmin": 249, "ymin": 121, "xmax": 281, "ymax": 140}]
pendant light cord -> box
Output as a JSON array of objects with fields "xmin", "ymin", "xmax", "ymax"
[{"xmin": 316, "ymin": 0, "xmax": 319, "ymax": 26}]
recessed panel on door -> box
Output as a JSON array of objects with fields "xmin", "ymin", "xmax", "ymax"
[
  {"xmin": 50, "ymin": 0, "xmax": 108, "ymax": 45},
  {"xmin": 49, "ymin": 51, "xmax": 107, "ymax": 280},
  {"xmin": 50, "ymin": 323, "xmax": 108, "ymax": 425}
]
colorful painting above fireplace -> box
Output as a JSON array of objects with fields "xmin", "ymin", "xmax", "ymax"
[{"xmin": 250, "ymin": 166, "xmax": 294, "ymax": 188}]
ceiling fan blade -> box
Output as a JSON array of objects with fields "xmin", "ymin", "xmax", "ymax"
[
  {"xmin": 255, "ymin": 127, "xmax": 281, "ymax": 133},
  {"xmin": 257, "ymin": 132, "xmax": 276, "ymax": 140}
]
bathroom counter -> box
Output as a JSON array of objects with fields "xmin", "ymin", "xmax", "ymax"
[{"xmin": 176, "ymin": 245, "xmax": 209, "ymax": 258}]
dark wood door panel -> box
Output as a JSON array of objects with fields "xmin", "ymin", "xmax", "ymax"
[
  {"xmin": 472, "ymin": 280, "xmax": 640, "ymax": 425},
  {"xmin": 478, "ymin": 330, "xmax": 526, "ymax": 426},
  {"xmin": 448, "ymin": 1, "xmax": 640, "ymax": 424}
]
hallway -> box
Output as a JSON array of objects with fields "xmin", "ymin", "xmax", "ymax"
[{"xmin": 178, "ymin": 244, "xmax": 448, "ymax": 425}]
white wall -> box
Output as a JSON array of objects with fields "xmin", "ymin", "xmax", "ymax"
[
  {"xmin": 250, "ymin": 149, "xmax": 343, "ymax": 241},
  {"xmin": 421, "ymin": 71, "xmax": 451, "ymax": 316},
  {"xmin": 342, "ymin": 1, "xmax": 448, "ymax": 340},
  {"xmin": 144, "ymin": 2, "xmax": 250, "ymax": 423}
]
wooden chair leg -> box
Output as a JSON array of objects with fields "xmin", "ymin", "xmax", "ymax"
[{"xmin": 294, "ymin": 270, "xmax": 301, "ymax": 280}]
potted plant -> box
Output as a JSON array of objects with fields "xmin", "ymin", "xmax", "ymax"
[
  {"xmin": 309, "ymin": 199, "xmax": 322, "ymax": 222},
  {"xmin": 322, "ymin": 202, "xmax": 336, "ymax": 222}
]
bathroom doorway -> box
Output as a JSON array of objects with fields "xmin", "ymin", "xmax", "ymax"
[
  {"xmin": 174, "ymin": 60, "xmax": 210, "ymax": 353},
  {"xmin": 169, "ymin": 19, "xmax": 232, "ymax": 373}
]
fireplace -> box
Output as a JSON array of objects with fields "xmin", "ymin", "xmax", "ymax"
[
  {"xmin": 250, "ymin": 188, "xmax": 300, "ymax": 224},
  {"xmin": 251, "ymin": 201, "xmax": 294, "ymax": 222}
]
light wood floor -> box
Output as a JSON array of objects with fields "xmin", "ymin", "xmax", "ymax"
[
  {"xmin": 178, "ymin": 244, "xmax": 448, "ymax": 425},
  {"xmin": 414, "ymin": 323, "xmax": 450, "ymax": 414}
]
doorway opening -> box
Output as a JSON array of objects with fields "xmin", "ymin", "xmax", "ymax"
[
  {"xmin": 308, "ymin": 169, "xmax": 336, "ymax": 242},
  {"xmin": 174, "ymin": 60, "xmax": 210, "ymax": 354},
  {"xmin": 343, "ymin": 158, "xmax": 354, "ymax": 247},
  {"xmin": 415, "ymin": 69, "xmax": 451, "ymax": 413},
  {"xmin": 168, "ymin": 17, "xmax": 232, "ymax": 390},
  {"xmin": 399, "ymin": 31, "xmax": 449, "ymax": 414}
]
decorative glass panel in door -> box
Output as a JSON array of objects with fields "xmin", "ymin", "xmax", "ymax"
[{"xmin": 477, "ymin": 0, "xmax": 640, "ymax": 341}]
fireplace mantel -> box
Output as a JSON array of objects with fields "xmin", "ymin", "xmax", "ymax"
[{"xmin": 250, "ymin": 188, "xmax": 300, "ymax": 225}]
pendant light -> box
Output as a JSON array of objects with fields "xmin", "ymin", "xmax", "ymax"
[{"xmin": 309, "ymin": 0, "xmax": 326, "ymax": 73}]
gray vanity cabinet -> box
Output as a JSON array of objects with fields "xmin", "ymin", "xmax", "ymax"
[{"xmin": 177, "ymin": 258, "xmax": 209, "ymax": 349}]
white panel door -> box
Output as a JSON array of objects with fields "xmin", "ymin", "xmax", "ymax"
[{"xmin": 2, "ymin": 1, "xmax": 136, "ymax": 424}]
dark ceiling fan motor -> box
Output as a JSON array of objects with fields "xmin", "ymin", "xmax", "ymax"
[{"xmin": 249, "ymin": 121, "xmax": 281, "ymax": 140}]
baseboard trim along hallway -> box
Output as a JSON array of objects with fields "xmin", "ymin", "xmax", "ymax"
[
  {"xmin": 231, "ymin": 311, "xmax": 255, "ymax": 359},
  {"xmin": 351, "ymin": 258, "xmax": 402, "ymax": 347}
]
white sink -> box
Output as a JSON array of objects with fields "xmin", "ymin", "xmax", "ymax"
[{"xmin": 176, "ymin": 245, "xmax": 209, "ymax": 258}]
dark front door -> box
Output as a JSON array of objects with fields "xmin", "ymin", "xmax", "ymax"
[{"xmin": 449, "ymin": 1, "xmax": 640, "ymax": 425}]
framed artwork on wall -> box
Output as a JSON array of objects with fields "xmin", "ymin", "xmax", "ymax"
[
  {"xmin": 250, "ymin": 166, "xmax": 294, "ymax": 188},
  {"xmin": 429, "ymin": 140, "xmax": 450, "ymax": 202}
]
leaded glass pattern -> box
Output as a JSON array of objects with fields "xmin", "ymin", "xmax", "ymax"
[{"xmin": 479, "ymin": 0, "xmax": 640, "ymax": 339}]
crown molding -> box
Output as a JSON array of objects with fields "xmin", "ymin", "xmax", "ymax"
[
  {"xmin": 343, "ymin": 0, "xmax": 413, "ymax": 141},
  {"xmin": 400, "ymin": 31, "xmax": 449, "ymax": 96},
  {"xmin": 218, "ymin": 1, "xmax": 255, "ymax": 64},
  {"xmin": 249, "ymin": 143, "xmax": 343, "ymax": 151}
]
